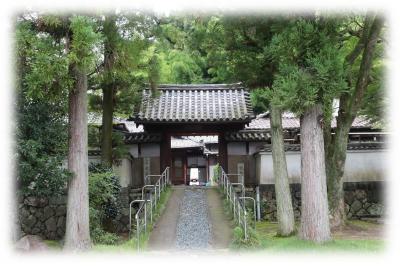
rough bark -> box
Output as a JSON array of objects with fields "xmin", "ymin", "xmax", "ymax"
[
  {"xmin": 326, "ymin": 122, "xmax": 351, "ymax": 228},
  {"xmin": 270, "ymin": 105, "xmax": 295, "ymax": 236},
  {"xmin": 299, "ymin": 104, "xmax": 331, "ymax": 243},
  {"xmin": 325, "ymin": 15, "xmax": 383, "ymax": 228},
  {"xmin": 100, "ymin": 16, "xmax": 117, "ymax": 167},
  {"xmin": 64, "ymin": 62, "xmax": 91, "ymax": 250},
  {"xmin": 101, "ymin": 84, "xmax": 114, "ymax": 167}
]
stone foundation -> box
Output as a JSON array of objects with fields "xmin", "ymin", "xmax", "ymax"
[
  {"xmin": 17, "ymin": 187, "xmax": 142, "ymax": 240},
  {"xmin": 259, "ymin": 181, "xmax": 385, "ymax": 221},
  {"xmin": 18, "ymin": 195, "xmax": 67, "ymax": 240}
]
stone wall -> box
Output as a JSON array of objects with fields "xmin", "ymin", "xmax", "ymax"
[
  {"xmin": 18, "ymin": 195, "xmax": 67, "ymax": 240},
  {"xmin": 105, "ymin": 187, "xmax": 133, "ymax": 233},
  {"xmin": 259, "ymin": 181, "xmax": 385, "ymax": 221},
  {"xmin": 18, "ymin": 187, "xmax": 141, "ymax": 240}
]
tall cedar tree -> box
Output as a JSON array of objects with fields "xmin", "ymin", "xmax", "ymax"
[
  {"xmin": 90, "ymin": 13, "xmax": 156, "ymax": 167},
  {"xmin": 24, "ymin": 14, "xmax": 101, "ymax": 250},
  {"xmin": 268, "ymin": 16, "xmax": 348, "ymax": 242},
  {"xmin": 324, "ymin": 14, "xmax": 384, "ymax": 228},
  {"xmin": 203, "ymin": 15, "xmax": 296, "ymax": 235}
]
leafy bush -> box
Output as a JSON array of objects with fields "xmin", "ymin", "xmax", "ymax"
[
  {"xmin": 89, "ymin": 207, "xmax": 120, "ymax": 245},
  {"xmin": 16, "ymin": 95, "xmax": 70, "ymax": 197},
  {"xmin": 88, "ymin": 164, "xmax": 121, "ymax": 244},
  {"xmin": 89, "ymin": 163, "xmax": 121, "ymax": 219},
  {"xmin": 212, "ymin": 163, "xmax": 220, "ymax": 183}
]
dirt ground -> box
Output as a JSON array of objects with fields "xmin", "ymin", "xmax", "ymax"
[
  {"xmin": 147, "ymin": 187, "xmax": 185, "ymax": 250},
  {"xmin": 206, "ymin": 188, "xmax": 233, "ymax": 249},
  {"xmin": 331, "ymin": 220, "xmax": 385, "ymax": 240}
]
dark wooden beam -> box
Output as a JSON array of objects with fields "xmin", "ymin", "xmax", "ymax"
[{"xmin": 218, "ymin": 132, "xmax": 228, "ymax": 171}]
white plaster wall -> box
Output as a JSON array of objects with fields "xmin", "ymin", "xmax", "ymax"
[
  {"xmin": 343, "ymin": 150, "xmax": 387, "ymax": 182},
  {"xmin": 113, "ymin": 158, "xmax": 132, "ymax": 188},
  {"xmin": 257, "ymin": 150, "xmax": 387, "ymax": 184}
]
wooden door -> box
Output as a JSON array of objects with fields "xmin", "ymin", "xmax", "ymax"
[{"xmin": 172, "ymin": 156, "xmax": 185, "ymax": 184}]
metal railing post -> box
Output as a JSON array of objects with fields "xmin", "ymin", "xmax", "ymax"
[
  {"xmin": 240, "ymin": 196, "xmax": 257, "ymax": 229},
  {"xmin": 144, "ymin": 202, "xmax": 147, "ymax": 232},
  {"xmin": 136, "ymin": 213, "xmax": 140, "ymax": 251},
  {"xmin": 218, "ymin": 166, "xmax": 255, "ymax": 243},
  {"xmin": 244, "ymin": 209, "xmax": 248, "ymax": 240},
  {"xmin": 132, "ymin": 166, "xmax": 172, "ymax": 252}
]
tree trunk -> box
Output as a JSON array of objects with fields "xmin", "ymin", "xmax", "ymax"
[
  {"xmin": 101, "ymin": 85, "xmax": 114, "ymax": 167},
  {"xmin": 326, "ymin": 118, "xmax": 351, "ymax": 228},
  {"xmin": 299, "ymin": 104, "xmax": 331, "ymax": 243},
  {"xmin": 101, "ymin": 15, "xmax": 117, "ymax": 167},
  {"xmin": 64, "ymin": 62, "xmax": 91, "ymax": 250},
  {"xmin": 325, "ymin": 15, "xmax": 383, "ymax": 228},
  {"xmin": 270, "ymin": 105, "xmax": 295, "ymax": 236}
]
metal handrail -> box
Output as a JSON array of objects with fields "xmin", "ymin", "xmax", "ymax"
[
  {"xmin": 129, "ymin": 166, "xmax": 170, "ymax": 251},
  {"xmin": 239, "ymin": 196, "xmax": 257, "ymax": 229},
  {"xmin": 218, "ymin": 166, "xmax": 255, "ymax": 240}
]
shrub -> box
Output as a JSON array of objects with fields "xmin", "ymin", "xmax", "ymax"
[
  {"xmin": 16, "ymin": 95, "xmax": 70, "ymax": 198},
  {"xmin": 88, "ymin": 164, "xmax": 121, "ymax": 244}
]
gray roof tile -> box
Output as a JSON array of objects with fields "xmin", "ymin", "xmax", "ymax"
[
  {"xmin": 246, "ymin": 112, "xmax": 373, "ymax": 130},
  {"xmin": 132, "ymin": 84, "xmax": 254, "ymax": 123}
]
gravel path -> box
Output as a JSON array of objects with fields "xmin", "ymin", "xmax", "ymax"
[
  {"xmin": 147, "ymin": 187, "xmax": 232, "ymax": 252},
  {"xmin": 175, "ymin": 188, "xmax": 211, "ymax": 249}
]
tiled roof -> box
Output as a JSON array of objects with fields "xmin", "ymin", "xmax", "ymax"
[
  {"xmin": 259, "ymin": 142, "xmax": 385, "ymax": 152},
  {"xmin": 246, "ymin": 112, "xmax": 373, "ymax": 130},
  {"xmin": 88, "ymin": 149, "xmax": 101, "ymax": 156},
  {"xmin": 132, "ymin": 84, "xmax": 254, "ymax": 124},
  {"xmin": 124, "ymin": 132, "xmax": 161, "ymax": 144},
  {"xmin": 225, "ymin": 130, "xmax": 270, "ymax": 142}
]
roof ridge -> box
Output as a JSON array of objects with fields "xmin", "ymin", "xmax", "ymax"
[{"xmin": 145, "ymin": 83, "xmax": 244, "ymax": 90}]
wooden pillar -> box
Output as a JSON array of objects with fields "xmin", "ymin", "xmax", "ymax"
[
  {"xmin": 160, "ymin": 132, "xmax": 171, "ymax": 172},
  {"xmin": 218, "ymin": 132, "xmax": 228, "ymax": 171}
]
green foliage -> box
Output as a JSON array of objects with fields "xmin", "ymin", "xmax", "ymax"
[
  {"xmin": 231, "ymin": 226, "xmax": 261, "ymax": 249},
  {"xmin": 112, "ymin": 131, "xmax": 129, "ymax": 164},
  {"xmin": 68, "ymin": 15, "xmax": 102, "ymax": 72},
  {"xmin": 87, "ymin": 126, "xmax": 128, "ymax": 163},
  {"xmin": 89, "ymin": 206, "xmax": 120, "ymax": 245},
  {"xmin": 16, "ymin": 20, "xmax": 71, "ymax": 197},
  {"xmin": 88, "ymin": 164, "xmax": 122, "ymax": 244},
  {"xmin": 212, "ymin": 163, "xmax": 220, "ymax": 183},
  {"xmin": 267, "ymin": 17, "xmax": 347, "ymax": 115},
  {"xmin": 251, "ymin": 88, "xmax": 271, "ymax": 114},
  {"xmin": 88, "ymin": 165, "xmax": 121, "ymax": 218},
  {"xmin": 88, "ymin": 13, "xmax": 156, "ymax": 117},
  {"xmin": 359, "ymin": 61, "xmax": 386, "ymax": 127},
  {"xmin": 16, "ymin": 98, "xmax": 70, "ymax": 197},
  {"xmin": 16, "ymin": 21, "xmax": 72, "ymax": 100},
  {"xmin": 155, "ymin": 16, "xmax": 209, "ymax": 84}
]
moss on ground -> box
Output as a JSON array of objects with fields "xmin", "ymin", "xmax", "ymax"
[{"xmin": 254, "ymin": 221, "xmax": 385, "ymax": 253}]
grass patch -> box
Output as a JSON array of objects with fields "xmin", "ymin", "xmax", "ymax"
[
  {"xmin": 255, "ymin": 221, "xmax": 384, "ymax": 253},
  {"xmin": 345, "ymin": 219, "xmax": 381, "ymax": 230},
  {"xmin": 43, "ymin": 240, "xmax": 62, "ymax": 250}
]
